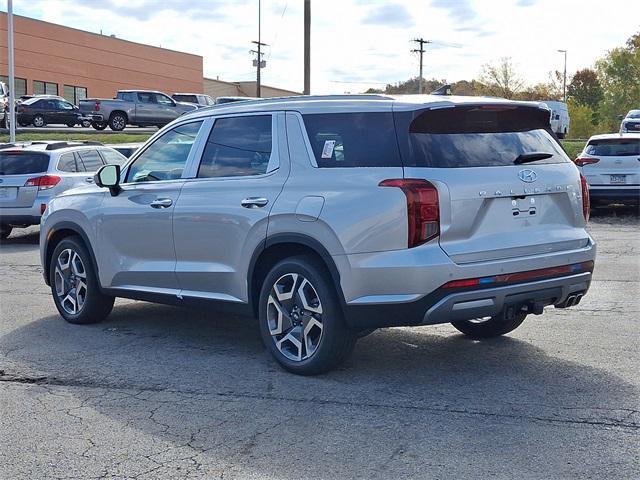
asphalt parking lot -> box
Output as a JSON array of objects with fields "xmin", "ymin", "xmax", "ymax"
[{"xmin": 1, "ymin": 208, "xmax": 638, "ymax": 479}]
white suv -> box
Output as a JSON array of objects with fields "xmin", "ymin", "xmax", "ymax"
[{"xmin": 40, "ymin": 95, "xmax": 596, "ymax": 375}]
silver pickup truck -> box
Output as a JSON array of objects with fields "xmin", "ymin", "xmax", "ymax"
[{"xmin": 79, "ymin": 90, "xmax": 197, "ymax": 131}]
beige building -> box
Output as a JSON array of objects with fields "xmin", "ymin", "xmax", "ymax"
[{"xmin": 203, "ymin": 77, "xmax": 300, "ymax": 99}]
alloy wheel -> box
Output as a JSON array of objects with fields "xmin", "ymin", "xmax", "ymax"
[
  {"xmin": 266, "ymin": 273, "xmax": 324, "ymax": 362},
  {"xmin": 33, "ymin": 115, "xmax": 44, "ymax": 127},
  {"xmin": 54, "ymin": 248, "xmax": 88, "ymax": 315},
  {"xmin": 111, "ymin": 115, "xmax": 126, "ymax": 130}
]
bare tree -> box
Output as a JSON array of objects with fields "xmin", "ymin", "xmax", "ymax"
[{"xmin": 479, "ymin": 57, "xmax": 525, "ymax": 99}]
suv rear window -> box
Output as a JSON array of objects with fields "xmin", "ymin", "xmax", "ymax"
[
  {"xmin": 0, "ymin": 152, "xmax": 49, "ymax": 175},
  {"xmin": 395, "ymin": 105, "xmax": 568, "ymax": 168},
  {"xmin": 585, "ymin": 139, "xmax": 640, "ymax": 156},
  {"xmin": 173, "ymin": 94, "xmax": 197, "ymax": 103},
  {"xmin": 303, "ymin": 113, "xmax": 401, "ymax": 167}
]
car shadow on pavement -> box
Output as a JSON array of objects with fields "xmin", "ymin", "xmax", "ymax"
[{"xmin": 1, "ymin": 302, "xmax": 637, "ymax": 478}]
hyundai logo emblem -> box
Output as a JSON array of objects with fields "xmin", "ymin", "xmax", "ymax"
[{"xmin": 518, "ymin": 169, "xmax": 538, "ymax": 183}]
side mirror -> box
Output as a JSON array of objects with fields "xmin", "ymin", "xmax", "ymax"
[
  {"xmin": 618, "ymin": 115, "xmax": 624, "ymax": 120},
  {"xmin": 94, "ymin": 164, "xmax": 121, "ymax": 196}
]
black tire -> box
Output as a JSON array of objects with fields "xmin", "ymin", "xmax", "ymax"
[
  {"xmin": 91, "ymin": 121, "xmax": 107, "ymax": 131},
  {"xmin": 81, "ymin": 119, "xmax": 92, "ymax": 128},
  {"xmin": 33, "ymin": 114, "xmax": 46, "ymax": 127},
  {"xmin": 66, "ymin": 122, "xmax": 76, "ymax": 127},
  {"xmin": 258, "ymin": 255, "xmax": 356, "ymax": 375},
  {"xmin": 0, "ymin": 225, "xmax": 12, "ymax": 239},
  {"xmin": 451, "ymin": 312, "xmax": 527, "ymax": 339},
  {"xmin": 49, "ymin": 236, "xmax": 114, "ymax": 325},
  {"xmin": 108, "ymin": 112, "xmax": 127, "ymax": 131},
  {"xmin": 19, "ymin": 122, "xmax": 29, "ymax": 127}
]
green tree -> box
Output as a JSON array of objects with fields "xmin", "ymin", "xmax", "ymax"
[
  {"xmin": 567, "ymin": 68, "xmax": 603, "ymax": 109},
  {"xmin": 567, "ymin": 101, "xmax": 599, "ymax": 139},
  {"xmin": 596, "ymin": 31, "xmax": 640, "ymax": 130}
]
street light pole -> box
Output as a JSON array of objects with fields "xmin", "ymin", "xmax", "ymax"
[
  {"xmin": 557, "ymin": 49, "xmax": 567, "ymax": 102},
  {"xmin": 7, "ymin": 0, "xmax": 16, "ymax": 142}
]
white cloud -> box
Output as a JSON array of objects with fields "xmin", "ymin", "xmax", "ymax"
[{"xmin": 12, "ymin": 0, "xmax": 640, "ymax": 94}]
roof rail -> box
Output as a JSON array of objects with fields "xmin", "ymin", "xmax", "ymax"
[{"xmin": 45, "ymin": 141, "xmax": 103, "ymax": 150}]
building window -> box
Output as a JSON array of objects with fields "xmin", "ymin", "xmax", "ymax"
[
  {"xmin": 0, "ymin": 75, "xmax": 27, "ymax": 97},
  {"xmin": 63, "ymin": 85, "xmax": 88, "ymax": 105},
  {"xmin": 33, "ymin": 80, "xmax": 58, "ymax": 96}
]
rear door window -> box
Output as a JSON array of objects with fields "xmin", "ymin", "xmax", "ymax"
[
  {"xmin": 57, "ymin": 152, "xmax": 80, "ymax": 172},
  {"xmin": 0, "ymin": 152, "xmax": 50, "ymax": 174},
  {"xmin": 302, "ymin": 112, "xmax": 401, "ymax": 167},
  {"xmin": 585, "ymin": 139, "xmax": 640, "ymax": 156},
  {"xmin": 198, "ymin": 115, "xmax": 273, "ymax": 177},
  {"xmin": 395, "ymin": 105, "xmax": 569, "ymax": 168}
]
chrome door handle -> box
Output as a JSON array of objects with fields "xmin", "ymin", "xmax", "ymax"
[
  {"xmin": 241, "ymin": 197, "xmax": 269, "ymax": 208},
  {"xmin": 150, "ymin": 198, "xmax": 173, "ymax": 209},
  {"xmin": 85, "ymin": 177, "xmax": 94, "ymax": 183}
]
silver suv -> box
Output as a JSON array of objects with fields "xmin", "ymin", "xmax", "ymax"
[
  {"xmin": 40, "ymin": 95, "xmax": 596, "ymax": 375},
  {"xmin": 1, "ymin": 141, "xmax": 127, "ymax": 239}
]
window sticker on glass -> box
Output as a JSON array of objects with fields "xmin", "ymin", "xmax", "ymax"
[{"xmin": 321, "ymin": 140, "xmax": 336, "ymax": 159}]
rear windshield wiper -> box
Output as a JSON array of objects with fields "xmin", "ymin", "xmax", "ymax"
[{"xmin": 514, "ymin": 152, "xmax": 554, "ymax": 164}]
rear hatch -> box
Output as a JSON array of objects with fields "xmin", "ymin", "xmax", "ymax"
[
  {"xmin": 579, "ymin": 137, "xmax": 640, "ymax": 187},
  {"xmin": 0, "ymin": 150, "xmax": 50, "ymax": 208},
  {"xmin": 395, "ymin": 104, "xmax": 588, "ymax": 264}
]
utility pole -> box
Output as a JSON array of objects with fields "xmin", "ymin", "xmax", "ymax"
[
  {"xmin": 7, "ymin": 0, "xmax": 16, "ymax": 141},
  {"xmin": 557, "ymin": 49, "xmax": 567, "ymax": 102},
  {"xmin": 252, "ymin": 0, "xmax": 267, "ymax": 97},
  {"xmin": 411, "ymin": 38, "xmax": 431, "ymax": 94},
  {"xmin": 303, "ymin": 0, "xmax": 310, "ymax": 95}
]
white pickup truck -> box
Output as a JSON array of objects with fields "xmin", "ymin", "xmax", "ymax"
[{"xmin": 79, "ymin": 90, "xmax": 197, "ymax": 131}]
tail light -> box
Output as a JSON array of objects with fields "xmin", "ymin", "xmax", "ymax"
[
  {"xmin": 379, "ymin": 178, "xmax": 439, "ymax": 248},
  {"xmin": 580, "ymin": 173, "xmax": 590, "ymax": 222},
  {"xmin": 25, "ymin": 175, "xmax": 61, "ymax": 190},
  {"xmin": 94, "ymin": 101, "xmax": 101, "ymax": 111},
  {"xmin": 574, "ymin": 157, "xmax": 599, "ymax": 167},
  {"xmin": 17, "ymin": 105, "xmax": 25, "ymax": 113}
]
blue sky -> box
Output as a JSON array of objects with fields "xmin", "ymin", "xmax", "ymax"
[{"xmin": 13, "ymin": 0, "xmax": 640, "ymax": 94}]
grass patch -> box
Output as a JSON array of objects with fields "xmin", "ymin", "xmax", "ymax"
[
  {"xmin": 0, "ymin": 132, "xmax": 151, "ymax": 144},
  {"xmin": 561, "ymin": 140, "xmax": 585, "ymax": 160}
]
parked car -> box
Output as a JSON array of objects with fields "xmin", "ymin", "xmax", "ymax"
[
  {"xmin": 40, "ymin": 95, "xmax": 595, "ymax": 375},
  {"xmin": 0, "ymin": 81, "xmax": 8, "ymax": 128},
  {"xmin": 0, "ymin": 141, "xmax": 127, "ymax": 239},
  {"xmin": 79, "ymin": 90, "xmax": 198, "ymax": 131},
  {"xmin": 106, "ymin": 142, "xmax": 143, "ymax": 158},
  {"xmin": 16, "ymin": 97, "xmax": 89, "ymax": 127},
  {"xmin": 215, "ymin": 96, "xmax": 257, "ymax": 104},
  {"xmin": 540, "ymin": 100, "xmax": 570, "ymax": 138},
  {"xmin": 575, "ymin": 133, "xmax": 640, "ymax": 206},
  {"xmin": 620, "ymin": 110, "xmax": 640, "ymax": 133},
  {"xmin": 171, "ymin": 93, "xmax": 215, "ymax": 108}
]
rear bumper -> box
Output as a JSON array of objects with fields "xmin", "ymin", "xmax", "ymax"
[
  {"xmin": 343, "ymin": 270, "xmax": 592, "ymax": 329},
  {"xmin": 81, "ymin": 113, "xmax": 104, "ymax": 122},
  {"xmin": 423, "ymin": 272, "xmax": 591, "ymax": 325},
  {"xmin": 589, "ymin": 186, "xmax": 640, "ymax": 203},
  {"xmin": 0, "ymin": 205, "xmax": 42, "ymax": 226}
]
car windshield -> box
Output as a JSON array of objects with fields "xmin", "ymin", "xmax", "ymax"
[
  {"xmin": 0, "ymin": 152, "xmax": 49, "ymax": 175},
  {"xmin": 586, "ymin": 138, "xmax": 640, "ymax": 156},
  {"xmin": 626, "ymin": 111, "xmax": 640, "ymax": 119}
]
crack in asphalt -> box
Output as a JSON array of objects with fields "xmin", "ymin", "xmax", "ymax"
[{"xmin": 1, "ymin": 370, "xmax": 638, "ymax": 432}]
